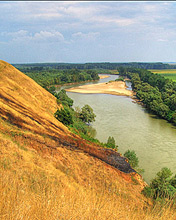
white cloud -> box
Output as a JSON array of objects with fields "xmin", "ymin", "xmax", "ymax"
[
  {"xmin": 33, "ymin": 31, "xmax": 64, "ymax": 42},
  {"xmin": 1, "ymin": 1, "xmax": 176, "ymax": 63},
  {"xmin": 5, "ymin": 30, "xmax": 28, "ymax": 37},
  {"xmin": 158, "ymin": 39, "xmax": 168, "ymax": 42},
  {"xmin": 2, "ymin": 30, "xmax": 65, "ymax": 43},
  {"xmin": 72, "ymin": 32, "xmax": 100, "ymax": 41}
]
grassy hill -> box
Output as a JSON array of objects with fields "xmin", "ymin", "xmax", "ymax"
[{"xmin": 0, "ymin": 60, "xmax": 175, "ymax": 219}]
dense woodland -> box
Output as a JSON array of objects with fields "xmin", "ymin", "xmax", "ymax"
[
  {"xmin": 118, "ymin": 67, "xmax": 176, "ymax": 125},
  {"xmin": 17, "ymin": 69, "xmax": 99, "ymax": 88},
  {"xmin": 13, "ymin": 62, "xmax": 176, "ymax": 71}
]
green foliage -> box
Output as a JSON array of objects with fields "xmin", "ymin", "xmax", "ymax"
[
  {"xmin": 79, "ymin": 104, "xmax": 96, "ymax": 124},
  {"xmin": 54, "ymin": 106, "xmax": 73, "ymax": 126},
  {"xmin": 47, "ymin": 86, "xmax": 56, "ymax": 95},
  {"xmin": 15, "ymin": 62, "xmax": 176, "ymax": 72},
  {"xmin": 71, "ymin": 120, "xmax": 89, "ymax": 135},
  {"xmin": 170, "ymin": 174, "xmax": 176, "ymax": 188},
  {"xmin": 118, "ymin": 67, "xmax": 176, "ymax": 125},
  {"xmin": 142, "ymin": 186, "xmax": 155, "ymax": 198},
  {"xmin": 18, "ymin": 67, "xmax": 100, "ymax": 88},
  {"xmin": 142, "ymin": 167, "xmax": 176, "ymax": 200},
  {"xmin": 55, "ymin": 89, "xmax": 73, "ymax": 107},
  {"xmin": 68, "ymin": 106, "xmax": 103, "ymax": 146},
  {"xmin": 106, "ymin": 136, "xmax": 118, "ymax": 150},
  {"xmin": 124, "ymin": 150, "xmax": 139, "ymax": 168},
  {"xmin": 115, "ymin": 77, "xmax": 125, "ymax": 82}
]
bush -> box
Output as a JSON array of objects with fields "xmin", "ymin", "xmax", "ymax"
[
  {"xmin": 55, "ymin": 89, "xmax": 73, "ymax": 107},
  {"xmin": 106, "ymin": 136, "xmax": 118, "ymax": 150},
  {"xmin": 48, "ymin": 86, "xmax": 56, "ymax": 95},
  {"xmin": 115, "ymin": 77, "xmax": 124, "ymax": 82},
  {"xmin": 106, "ymin": 136, "xmax": 115, "ymax": 148},
  {"xmin": 142, "ymin": 167, "xmax": 176, "ymax": 200},
  {"xmin": 54, "ymin": 106, "xmax": 73, "ymax": 126},
  {"xmin": 79, "ymin": 104, "xmax": 96, "ymax": 124},
  {"xmin": 124, "ymin": 150, "xmax": 139, "ymax": 168}
]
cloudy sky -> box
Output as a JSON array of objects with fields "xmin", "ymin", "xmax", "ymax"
[{"xmin": 1, "ymin": 1, "xmax": 176, "ymax": 63}]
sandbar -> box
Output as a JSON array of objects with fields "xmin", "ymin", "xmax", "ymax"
[
  {"xmin": 98, "ymin": 75, "xmax": 110, "ymax": 79},
  {"xmin": 66, "ymin": 81, "xmax": 134, "ymax": 97}
]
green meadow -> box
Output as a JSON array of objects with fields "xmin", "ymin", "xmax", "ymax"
[{"xmin": 149, "ymin": 69, "xmax": 176, "ymax": 81}]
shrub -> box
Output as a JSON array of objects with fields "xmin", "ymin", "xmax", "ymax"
[
  {"xmin": 124, "ymin": 150, "xmax": 139, "ymax": 168},
  {"xmin": 55, "ymin": 89, "xmax": 73, "ymax": 107},
  {"xmin": 142, "ymin": 167, "xmax": 176, "ymax": 200},
  {"xmin": 48, "ymin": 86, "xmax": 56, "ymax": 95},
  {"xmin": 106, "ymin": 136, "xmax": 118, "ymax": 150},
  {"xmin": 54, "ymin": 106, "xmax": 73, "ymax": 126},
  {"xmin": 79, "ymin": 104, "xmax": 96, "ymax": 124}
]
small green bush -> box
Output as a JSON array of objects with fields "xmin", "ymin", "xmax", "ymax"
[
  {"xmin": 106, "ymin": 136, "xmax": 118, "ymax": 150},
  {"xmin": 142, "ymin": 167, "xmax": 176, "ymax": 200},
  {"xmin": 54, "ymin": 106, "xmax": 73, "ymax": 126},
  {"xmin": 55, "ymin": 89, "xmax": 73, "ymax": 107},
  {"xmin": 79, "ymin": 104, "xmax": 96, "ymax": 124},
  {"xmin": 124, "ymin": 150, "xmax": 139, "ymax": 168}
]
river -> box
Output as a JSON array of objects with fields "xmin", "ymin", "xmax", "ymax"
[{"xmin": 59, "ymin": 75, "xmax": 176, "ymax": 183}]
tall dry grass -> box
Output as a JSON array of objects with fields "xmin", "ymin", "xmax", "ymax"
[
  {"xmin": 0, "ymin": 168, "xmax": 175, "ymax": 220},
  {"xmin": 0, "ymin": 133, "xmax": 175, "ymax": 220}
]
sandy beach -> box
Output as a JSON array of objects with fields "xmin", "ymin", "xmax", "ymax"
[
  {"xmin": 66, "ymin": 80, "xmax": 134, "ymax": 97},
  {"xmin": 98, "ymin": 75, "xmax": 110, "ymax": 79}
]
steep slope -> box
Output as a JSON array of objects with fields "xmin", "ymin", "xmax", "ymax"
[
  {"xmin": 0, "ymin": 60, "xmax": 68, "ymax": 135},
  {"xmin": 1, "ymin": 60, "xmax": 175, "ymax": 219},
  {"xmin": 0, "ymin": 60, "xmax": 135, "ymax": 173}
]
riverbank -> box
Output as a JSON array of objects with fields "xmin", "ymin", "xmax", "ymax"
[
  {"xmin": 99, "ymin": 75, "xmax": 110, "ymax": 79},
  {"xmin": 66, "ymin": 80, "xmax": 134, "ymax": 97},
  {"xmin": 52, "ymin": 74, "xmax": 108, "ymax": 89}
]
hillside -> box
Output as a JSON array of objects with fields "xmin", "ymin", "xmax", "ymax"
[{"xmin": 0, "ymin": 60, "xmax": 175, "ymax": 220}]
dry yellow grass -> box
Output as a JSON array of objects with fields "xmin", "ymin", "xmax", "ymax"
[
  {"xmin": 0, "ymin": 60, "xmax": 175, "ymax": 219},
  {"xmin": 0, "ymin": 131, "xmax": 175, "ymax": 220}
]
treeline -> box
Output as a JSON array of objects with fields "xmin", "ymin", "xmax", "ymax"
[
  {"xmin": 21, "ymin": 69, "xmax": 99, "ymax": 88},
  {"xmin": 13, "ymin": 62, "xmax": 176, "ymax": 71},
  {"xmin": 118, "ymin": 67, "xmax": 176, "ymax": 125}
]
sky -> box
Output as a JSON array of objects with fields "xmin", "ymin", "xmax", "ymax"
[{"xmin": 1, "ymin": 1, "xmax": 176, "ymax": 63}]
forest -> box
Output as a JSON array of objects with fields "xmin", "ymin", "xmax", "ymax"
[
  {"xmin": 118, "ymin": 67, "xmax": 176, "ymax": 125},
  {"xmin": 13, "ymin": 62, "xmax": 176, "ymax": 71},
  {"xmin": 17, "ymin": 69, "xmax": 99, "ymax": 88}
]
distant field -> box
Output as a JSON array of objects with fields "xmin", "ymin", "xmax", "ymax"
[{"xmin": 149, "ymin": 69, "xmax": 176, "ymax": 81}]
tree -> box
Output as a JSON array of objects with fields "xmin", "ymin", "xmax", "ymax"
[
  {"xmin": 124, "ymin": 150, "xmax": 139, "ymax": 168},
  {"xmin": 48, "ymin": 86, "xmax": 56, "ymax": 95},
  {"xmin": 79, "ymin": 104, "xmax": 96, "ymax": 124},
  {"xmin": 106, "ymin": 136, "xmax": 118, "ymax": 149},
  {"xmin": 54, "ymin": 106, "xmax": 73, "ymax": 126},
  {"xmin": 142, "ymin": 167, "xmax": 176, "ymax": 199},
  {"xmin": 55, "ymin": 89, "xmax": 73, "ymax": 107}
]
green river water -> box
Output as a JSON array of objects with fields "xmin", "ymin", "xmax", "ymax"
[{"xmin": 60, "ymin": 75, "xmax": 176, "ymax": 183}]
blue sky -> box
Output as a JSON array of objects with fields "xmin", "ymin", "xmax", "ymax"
[{"xmin": 1, "ymin": 1, "xmax": 176, "ymax": 63}]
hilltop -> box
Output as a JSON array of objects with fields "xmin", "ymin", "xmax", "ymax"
[{"xmin": 0, "ymin": 60, "xmax": 175, "ymax": 219}]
